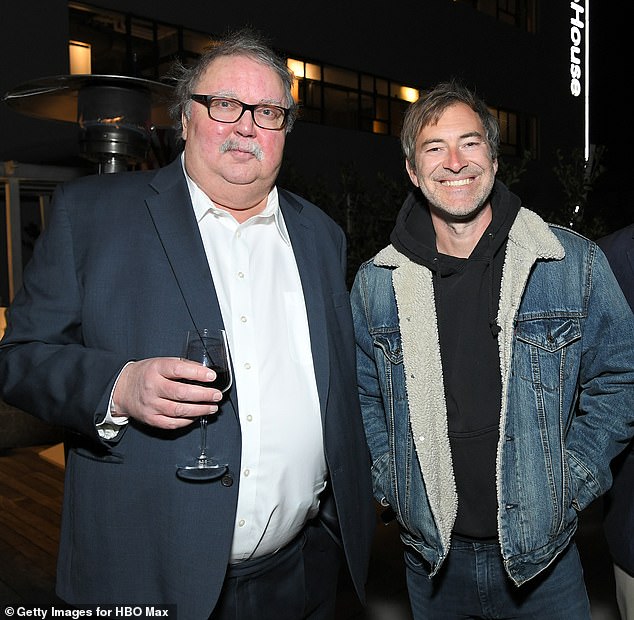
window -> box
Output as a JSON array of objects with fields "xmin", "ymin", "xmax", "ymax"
[
  {"xmin": 68, "ymin": 2, "xmax": 206, "ymax": 77},
  {"xmin": 453, "ymin": 0, "xmax": 537, "ymax": 33},
  {"xmin": 287, "ymin": 59, "xmax": 419, "ymax": 135},
  {"xmin": 489, "ymin": 106, "xmax": 539, "ymax": 157},
  {"xmin": 69, "ymin": 3, "xmax": 422, "ymax": 137}
]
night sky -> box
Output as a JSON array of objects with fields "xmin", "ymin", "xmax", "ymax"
[{"xmin": 589, "ymin": 4, "xmax": 630, "ymax": 230}]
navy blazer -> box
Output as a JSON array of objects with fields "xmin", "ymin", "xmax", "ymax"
[
  {"xmin": 0, "ymin": 158, "xmax": 375, "ymax": 617},
  {"xmin": 597, "ymin": 224, "xmax": 634, "ymax": 575}
]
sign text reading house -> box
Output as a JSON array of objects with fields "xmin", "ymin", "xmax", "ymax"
[{"xmin": 570, "ymin": 0, "xmax": 586, "ymax": 97}]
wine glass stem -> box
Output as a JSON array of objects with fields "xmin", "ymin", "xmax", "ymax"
[{"xmin": 198, "ymin": 416, "xmax": 208, "ymax": 462}]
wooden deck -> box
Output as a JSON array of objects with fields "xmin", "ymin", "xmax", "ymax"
[
  {"xmin": 0, "ymin": 444, "xmax": 621, "ymax": 618},
  {"xmin": 0, "ymin": 445, "xmax": 65, "ymax": 606}
]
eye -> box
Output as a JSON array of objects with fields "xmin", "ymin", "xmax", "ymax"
[
  {"xmin": 211, "ymin": 98, "xmax": 239, "ymax": 110},
  {"xmin": 257, "ymin": 105, "xmax": 282, "ymax": 119}
]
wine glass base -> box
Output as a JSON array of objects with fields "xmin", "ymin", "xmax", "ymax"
[{"xmin": 176, "ymin": 460, "xmax": 228, "ymax": 481}]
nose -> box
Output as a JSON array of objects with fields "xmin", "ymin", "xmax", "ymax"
[
  {"xmin": 235, "ymin": 108, "xmax": 257, "ymax": 136},
  {"xmin": 444, "ymin": 146, "xmax": 468, "ymax": 172}
]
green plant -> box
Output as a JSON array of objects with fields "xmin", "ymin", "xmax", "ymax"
[{"xmin": 551, "ymin": 145, "xmax": 606, "ymax": 231}]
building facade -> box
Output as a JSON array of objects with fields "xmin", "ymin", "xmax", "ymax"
[{"xmin": 0, "ymin": 0, "xmax": 588, "ymax": 304}]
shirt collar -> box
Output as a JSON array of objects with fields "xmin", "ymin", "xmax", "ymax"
[{"xmin": 181, "ymin": 153, "xmax": 291, "ymax": 245}]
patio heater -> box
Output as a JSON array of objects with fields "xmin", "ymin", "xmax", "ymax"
[{"xmin": 3, "ymin": 74, "xmax": 174, "ymax": 173}]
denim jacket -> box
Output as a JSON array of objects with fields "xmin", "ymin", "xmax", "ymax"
[{"xmin": 351, "ymin": 207, "xmax": 634, "ymax": 585}]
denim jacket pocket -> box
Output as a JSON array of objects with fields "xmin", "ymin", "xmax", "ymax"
[
  {"xmin": 373, "ymin": 331, "xmax": 403, "ymax": 365},
  {"xmin": 515, "ymin": 316, "xmax": 581, "ymax": 352},
  {"xmin": 372, "ymin": 331, "xmax": 408, "ymax": 408}
]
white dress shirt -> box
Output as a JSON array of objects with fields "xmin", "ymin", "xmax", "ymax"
[{"xmin": 185, "ymin": 162, "xmax": 327, "ymax": 562}]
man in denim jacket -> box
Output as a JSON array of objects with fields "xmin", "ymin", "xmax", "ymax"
[{"xmin": 351, "ymin": 80, "xmax": 634, "ymax": 619}]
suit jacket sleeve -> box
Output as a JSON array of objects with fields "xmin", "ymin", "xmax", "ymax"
[{"xmin": 0, "ymin": 181, "xmax": 133, "ymax": 442}]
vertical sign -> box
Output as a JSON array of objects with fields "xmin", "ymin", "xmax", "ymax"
[
  {"xmin": 569, "ymin": 0, "xmax": 585, "ymax": 97},
  {"xmin": 569, "ymin": 0, "xmax": 591, "ymax": 160}
]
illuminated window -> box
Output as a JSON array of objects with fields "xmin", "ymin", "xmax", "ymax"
[
  {"xmin": 69, "ymin": 40, "xmax": 91, "ymax": 74},
  {"xmin": 69, "ymin": 2, "xmax": 420, "ymax": 136},
  {"xmin": 287, "ymin": 57, "xmax": 419, "ymax": 135},
  {"xmin": 69, "ymin": 2, "xmax": 200, "ymax": 78}
]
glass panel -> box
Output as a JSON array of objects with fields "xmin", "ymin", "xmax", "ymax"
[
  {"xmin": 373, "ymin": 120, "xmax": 389, "ymax": 135},
  {"xmin": 323, "ymin": 66, "xmax": 357, "ymax": 89},
  {"xmin": 360, "ymin": 93, "xmax": 374, "ymax": 118},
  {"xmin": 298, "ymin": 107, "xmax": 322, "ymax": 123},
  {"xmin": 69, "ymin": 3, "xmax": 127, "ymax": 75},
  {"xmin": 305, "ymin": 63, "xmax": 321, "ymax": 81},
  {"xmin": 361, "ymin": 74, "xmax": 374, "ymax": 92},
  {"xmin": 323, "ymin": 86, "xmax": 358, "ymax": 129},
  {"xmin": 156, "ymin": 24, "xmax": 178, "ymax": 58},
  {"xmin": 376, "ymin": 78, "xmax": 388, "ymax": 96},
  {"xmin": 390, "ymin": 99, "xmax": 410, "ymax": 136},
  {"xmin": 303, "ymin": 81, "xmax": 322, "ymax": 109},
  {"xmin": 376, "ymin": 96, "xmax": 389, "ymax": 120},
  {"xmin": 129, "ymin": 17, "xmax": 157, "ymax": 78},
  {"xmin": 183, "ymin": 30, "xmax": 212, "ymax": 56},
  {"xmin": 287, "ymin": 58, "xmax": 305, "ymax": 79},
  {"xmin": 69, "ymin": 40, "xmax": 92, "ymax": 74},
  {"xmin": 391, "ymin": 83, "xmax": 419, "ymax": 102}
]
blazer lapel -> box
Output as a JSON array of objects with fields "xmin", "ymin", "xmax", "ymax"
[
  {"xmin": 145, "ymin": 160, "xmax": 223, "ymax": 333},
  {"xmin": 279, "ymin": 192, "xmax": 331, "ymax": 417},
  {"xmin": 144, "ymin": 160, "xmax": 240, "ymax": 415}
]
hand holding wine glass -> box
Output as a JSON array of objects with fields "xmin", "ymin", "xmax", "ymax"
[{"xmin": 176, "ymin": 328, "xmax": 232, "ymax": 481}]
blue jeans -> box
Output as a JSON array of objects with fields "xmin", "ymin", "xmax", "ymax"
[{"xmin": 404, "ymin": 538, "xmax": 591, "ymax": 619}]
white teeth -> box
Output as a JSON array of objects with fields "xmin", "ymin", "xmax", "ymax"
[{"xmin": 441, "ymin": 178, "xmax": 472, "ymax": 186}]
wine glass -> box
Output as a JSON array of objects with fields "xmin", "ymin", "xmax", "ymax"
[{"xmin": 176, "ymin": 328, "xmax": 232, "ymax": 481}]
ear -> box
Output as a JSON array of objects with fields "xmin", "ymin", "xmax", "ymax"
[
  {"xmin": 405, "ymin": 159, "xmax": 420, "ymax": 187},
  {"xmin": 493, "ymin": 158, "xmax": 498, "ymax": 175},
  {"xmin": 181, "ymin": 110, "xmax": 189, "ymax": 141}
]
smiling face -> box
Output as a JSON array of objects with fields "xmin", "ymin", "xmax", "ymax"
[
  {"xmin": 182, "ymin": 54, "xmax": 288, "ymax": 220},
  {"xmin": 406, "ymin": 102, "xmax": 498, "ymax": 223}
]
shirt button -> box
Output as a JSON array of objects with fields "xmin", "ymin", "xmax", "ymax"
[
  {"xmin": 237, "ymin": 271, "xmax": 244, "ymax": 278},
  {"xmin": 243, "ymin": 469, "xmax": 250, "ymax": 477},
  {"xmin": 240, "ymin": 315, "xmax": 247, "ymax": 323},
  {"xmin": 246, "ymin": 415, "xmax": 253, "ymax": 422},
  {"xmin": 238, "ymin": 519, "xmax": 245, "ymax": 527},
  {"xmin": 244, "ymin": 362, "xmax": 251, "ymax": 370}
]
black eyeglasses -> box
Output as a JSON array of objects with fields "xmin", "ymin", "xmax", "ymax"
[{"xmin": 190, "ymin": 95, "xmax": 289, "ymax": 130}]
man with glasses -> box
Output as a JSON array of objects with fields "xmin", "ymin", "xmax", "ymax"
[{"xmin": 0, "ymin": 28, "xmax": 374, "ymax": 619}]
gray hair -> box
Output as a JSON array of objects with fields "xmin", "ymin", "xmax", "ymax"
[
  {"xmin": 168, "ymin": 28, "xmax": 298, "ymax": 135},
  {"xmin": 401, "ymin": 80, "xmax": 500, "ymax": 171}
]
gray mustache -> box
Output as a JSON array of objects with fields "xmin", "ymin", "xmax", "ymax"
[{"xmin": 220, "ymin": 139, "xmax": 263, "ymax": 161}]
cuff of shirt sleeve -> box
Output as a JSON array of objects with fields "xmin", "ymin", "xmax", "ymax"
[{"xmin": 97, "ymin": 363, "xmax": 132, "ymax": 439}]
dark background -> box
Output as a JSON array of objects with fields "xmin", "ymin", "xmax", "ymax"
[{"xmin": 589, "ymin": 5, "xmax": 630, "ymax": 233}]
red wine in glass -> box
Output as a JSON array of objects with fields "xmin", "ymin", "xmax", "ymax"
[{"xmin": 176, "ymin": 328, "xmax": 232, "ymax": 481}]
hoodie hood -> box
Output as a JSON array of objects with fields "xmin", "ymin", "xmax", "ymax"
[
  {"xmin": 390, "ymin": 180, "xmax": 521, "ymax": 275},
  {"xmin": 389, "ymin": 180, "xmax": 521, "ymax": 336}
]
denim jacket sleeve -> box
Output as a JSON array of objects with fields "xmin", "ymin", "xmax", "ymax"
[
  {"xmin": 351, "ymin": 262, "xmax": 393, "ymax": 505},
  {"xmin": 565, "ymin": 243, "xmax": 634, "ymax": 510}
]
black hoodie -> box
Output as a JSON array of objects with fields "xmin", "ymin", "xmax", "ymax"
[{"xmin": 390, "ymin": 181, "xmax": 521, "ymax": 539}]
